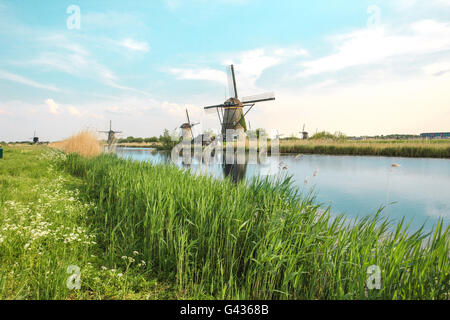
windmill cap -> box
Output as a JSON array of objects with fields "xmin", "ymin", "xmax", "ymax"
[{"xmin": 224, "ymin": 97, "xmax": 242, "ymax": 106}]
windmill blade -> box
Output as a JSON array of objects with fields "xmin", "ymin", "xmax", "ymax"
[
  {"xmin": 230, "ymin": 65, "xmax": 238, "ymax": 98},
  {"xmin": 191, "ymin": 122, "xmax": 200, "ymax": 127},
  {"xmin": 241, "ymin": 92, "xmax": 275, "ymax": 104},
  {"xmin": 226, "ymin": 65, "xmax": 239, "ymax": 99},
  {"xmin": 204, "ymin": 103, "xmax": 226, "ymax": 110},
  {"xmin": 186, "ymin": 109, "xmax": 191, "ymax": 125}
]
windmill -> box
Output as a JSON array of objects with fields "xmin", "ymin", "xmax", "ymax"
[
  {"xmin": 204, "ymin": 65, "xmax": 275, "ymax": 141},
  {"xmin": 180, "ymin": 108, "xmax": 199, "ymax": 140},
  {"xmin": 30, "ymin": 130, "xmax": 39, "ymax": 144},
  {"xmin": 99, "ymin": 120, "xmax": 122, "ymax": 146},
  {"xmin": 275, "ymin": 130, "xmax": 284, "ymax": 140},
  {"xmin": 301, "ymin": 124, "xmax": 308, "ymax": 140}
]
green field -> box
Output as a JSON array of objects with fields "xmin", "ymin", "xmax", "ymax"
[
  {"xmin": 0, "ymin": 146, "xmax": 177, "ymax": 299},
  {"xmin": 0, "ymin": 146, "xmax": 449, "ymax": 299}
]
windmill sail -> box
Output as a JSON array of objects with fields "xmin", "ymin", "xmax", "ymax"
[
  {"xmin": 241, "ymin": 92, "xmax": 275, "ymax": 104},
  {"xmin": 186, "ymin": 109, "xmax": 191, "ymax": 125},
  {"xmin": 226, "ymin": 65, "xmax": 238, "ymax": 99}
]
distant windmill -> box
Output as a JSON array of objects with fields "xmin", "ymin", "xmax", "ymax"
[
  {"xmin": 301, "ymin": 124, "xmax": 309, "ymax": 140},
  {"xmin": 275, "ymin": 130, "xmax": 284, "ymax": 140},
  {"xmin": 204, "ymin": 64, "xmax": 275, "ymax": 141},
  {"xmin": 180, "ymin": 108, "xmax": 199, "ymax": 140},
  {"xmin": 30, "ymin": 130, "xmax": 39, "ymax": 144},
  {"xmin": 99, "ymin": 120, "xmax": 122, "ymax": 146}
]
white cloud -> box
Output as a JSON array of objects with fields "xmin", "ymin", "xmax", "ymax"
[
  {"xmin": 169, "ymin": 68, "xmax": 228, "ymax": 85},
  {"xmin": 119, "ymin": 38, "xmax": 150, "ymax": 52},
  {"xmin": 45, "ymin": 99, "xmax": 61, "ymax": 115},
  {"xmin": 67, "ymin": 106, "xmax": 82, "ymax": 117},
  {"xmin": 0, "ymin": 69, "xmax": 60, "ymax": 92},
  {"xmin": 434, "ymin": 0, "xmax": 450, "ymax": 5},
  {"xmin": 30, "ymin": 35, "xmax": 151, "ymax": 96},
  {"xmin": 169, "ymin": 47, "xmax": 308, "ymax": 94},
  {"xmin": 298, "ymin": 20, "xmax": 450, "ymax": 77},
  {"xmin": 0, "ymin": 107, "xmax": 11, "ymax": 115},
  {"xmin": 224, "ymin": 49, "xmax": 283, "ymax": 93},
  {"xmin": 393, "ymin": 0, "xmax": 450, "ymax": 8},
  {"xmin": 422, "ymin": 59, "xmax": 450, "ymax": 76}
]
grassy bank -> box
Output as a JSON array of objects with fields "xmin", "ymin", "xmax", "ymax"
[
  {"xmin": 276, "ymin": 139, "xmax": 450, "ymax": 158},
  {"xmin": 152, "ymin": 138, "xmax": 450, "ymax": 158},
  {"xmin": 0, "ymin": 146, "xmax": 178, "ymax": 299},
  {"xmin": 63, "ymin": 152, "xmax": 449, "ymax": 299}
]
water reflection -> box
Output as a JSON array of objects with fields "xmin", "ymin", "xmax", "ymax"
[
  {"xmin": 115, "ymin": 147, "xmax": 450, "ymax": 233},
  {"xmin": 222, "ymin": 154, "xmax": 248, "ymax": 184}
]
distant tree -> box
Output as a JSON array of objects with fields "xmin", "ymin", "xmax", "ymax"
[
  {"xmin": 144, "ymin": 137, "xmax": 159, "ymax": 143},
  {"xmin": 311, "ymin": 131, "xmax": 347, "ymax": 140},
  {"xmin": 159, "ymin": 129, "xmax": 180, "ymax": 150}
]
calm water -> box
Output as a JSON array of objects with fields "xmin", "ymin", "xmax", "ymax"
[{"xmin": 116, "ymin": 147, "xmax": 450, "ymax": 233}]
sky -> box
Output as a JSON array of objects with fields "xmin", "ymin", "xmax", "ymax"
[{"xmin": 0, "ymin": 0, "xmax": 450, "ymax": 141}]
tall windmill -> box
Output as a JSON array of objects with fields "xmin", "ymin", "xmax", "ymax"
[
  {"xmin": 204, "ymin": 65, "xmax": 275, "ymax": 141},
  {"xmin": 301, "ymin": 124, "xmax": 308, "ymax": 140},
  {"xmin": 99, "ymin": 120, "xmax": 122, "ymax": 146},
  {"xmin": 180, "ymin": 108, "xmax": 199, "ymax": 140}
]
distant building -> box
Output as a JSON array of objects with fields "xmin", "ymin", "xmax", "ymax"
[{"xmin": 420, "ymin": 132, "xmax": 450, "ymax": 139}]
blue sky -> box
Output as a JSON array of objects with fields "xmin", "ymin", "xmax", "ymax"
[{"xmin": 0, "ymin": 0, "xmax": 450, "ymax": 141}]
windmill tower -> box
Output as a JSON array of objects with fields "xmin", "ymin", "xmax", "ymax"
[
  {"xmin": 30, "ymin": 130, "xmax": 39, "ymax": 144},
  {"xmin": 180, "ymin": 108, "xmax": 199, "ymax": 140},
  {"xmin": 204, "ymin": 65, "xmax": 275, "ymax": 141},
  {"xmin": 301, "ymin": 124, "xmax": 308, "ymax": 140},
  {"xmin": 99, "ymin": 120, "xmax": 122, "ymax": 146}
]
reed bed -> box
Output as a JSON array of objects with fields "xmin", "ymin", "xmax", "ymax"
[
  {"xmin": 50, "ymin": 131, "xmax": 102, "ymax": 158},
  {"xmin": 276, "ymin": 139, "xmax": 450, "ymax": 158},
  {"xmin": 63, "ymin": 154, "xmax": 449, "ymax": 299}
]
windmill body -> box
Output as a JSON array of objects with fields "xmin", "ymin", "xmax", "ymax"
[
  {"xmin": 301, "ymin": 124, "xmax": 309, "ymax": 140},
  {"xmin": 99, "ymin": 120, "xmax": 122, "ymax": 146},
  {"xmin": 222, "ymin": 98, "xmax": 246, "ymax": 134},
  {"xmin": 30, "ymin": 130, "xmax": 39, "ymax": 144},
  {"xmin": 204, "ymin": 65, "xmax": 275, "ymax": 141},
  {"xmin": 180, "ymin": 109, "xmax": 199, "ymax": 141}
]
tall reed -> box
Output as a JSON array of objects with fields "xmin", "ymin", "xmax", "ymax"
[
  {"xmin": 276, "ymin": 139, "xmax": 450, "ymax": 158},
  {"xmin": 51, "ymin": 131, "xmax": 102, "ymax": 158},
  {"xmin": 64, "ymin": 154, "xmax": 449, "ymax": 299}
]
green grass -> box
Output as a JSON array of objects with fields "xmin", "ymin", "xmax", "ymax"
[
  {"xmin": 0, "ymin": 146, "xmax": 179, "ymax": 299},
  {"xmin": 62, "ymin": 152, "xmax": 450, "ymax": 300}
]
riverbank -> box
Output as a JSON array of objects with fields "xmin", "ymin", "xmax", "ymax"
[
  {"xmin": 1, "ymin": 145, "xmax": 448, "ymax": 299},
  {"xmin": 0, "ymin": 146, "xmax": 179, "ymax": 299},
  {"xmin": 276, "ymin": 139, "xmax": 450, "ymax": 158},
  {"xmin": 64, "ymin": 149, "xmax": 449, "ymax": 299},
  {"xmin": 117, "ymin": 139, "xmax": 450, "ymax": 158}
]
